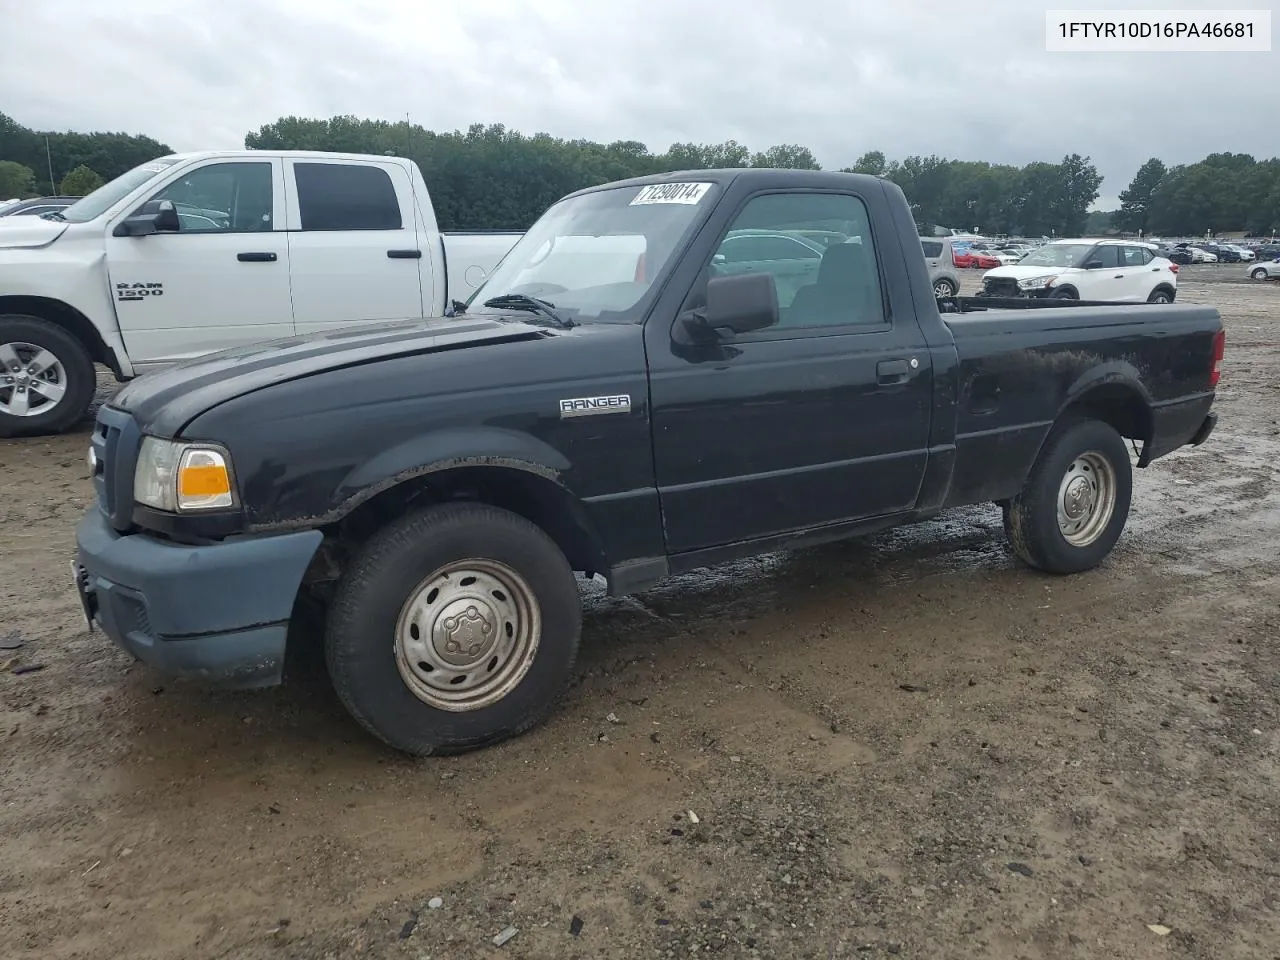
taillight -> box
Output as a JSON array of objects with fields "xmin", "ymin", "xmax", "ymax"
[
  {"xmin": 1169, "ymin": 263, "xmax": 1179, "ymax": 274},
  {"xmin": 1210, "ymin": 328, "xmax": 1225, "ymax": 387}
]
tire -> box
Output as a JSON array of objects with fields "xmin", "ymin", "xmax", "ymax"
[
  {"xmin": 1146, "ymin": 287, "xmax": 1174, "ymax": 303},
  {"xmin": 1050, "ymin": 287, "xmax": 1078, "ymax": 300},
  {"xmin": 1252, "ymin": 268, "xmax": 1268, "ymax": 281},
  {"xmin": 0, "ymin": 315, "xmax": 95, "ymax": 438},
  {"xmin": 1003, "ymin": 418, "xmax": 1133, "ymax": 575},
  {"xmin": 933, "ymin": 278, "xmax": 957, "ymax": 298},
  {"xmin": 325, "ymin": 502, "xmax": 582, "ymax": 756}
]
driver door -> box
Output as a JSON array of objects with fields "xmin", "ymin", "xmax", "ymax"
[{"xmin": 105, "ymin": 159, "xmax": 292, "ymax": 366}]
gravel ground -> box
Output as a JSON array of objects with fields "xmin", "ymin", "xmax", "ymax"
[{"xmin": 2, "ymin": 264, "xmax": 1278, "ymax": 960}]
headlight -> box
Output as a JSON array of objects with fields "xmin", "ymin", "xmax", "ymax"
[
  {"xmin": 1017, "ymin": 275, "xmax": 1057, "ymax": 290},
  {"xmin": 134, "ymin": 437, "xmax": 237, "ymax": 512}
]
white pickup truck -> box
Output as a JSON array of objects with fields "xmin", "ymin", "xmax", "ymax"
[{"xmin": 0, "ymin": 150, "xmax": 522, "ymax": 436}]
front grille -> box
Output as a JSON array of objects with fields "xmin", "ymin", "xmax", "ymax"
[
  {"xmin": 982, "ymin": 277, "xmax": 1022, "ymax": 298},
  {"xmin": 91, "ymin": 406, "xmax": 142, "ymax": 532}
]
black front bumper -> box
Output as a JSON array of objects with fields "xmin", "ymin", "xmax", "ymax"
[{"xmin": 74, "ymin": 510, "xmax": 323, "ymax": 689}]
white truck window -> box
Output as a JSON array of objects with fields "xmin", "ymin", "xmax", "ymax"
[
  {"xmin": 140, "ymin": 161, "xmax": 274, "ymax": 233},
  {"xmin": 294, "ymin": 163, "xmax": 402, "ymax": 231}
]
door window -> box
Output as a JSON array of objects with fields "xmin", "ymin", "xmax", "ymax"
[
  {"xmin": 1121, "ymin": 246, "xmax": 1150, "ymax": 266},
  {"xmin": 709, "ymin": 193, "xmax": 886, "ymax": 327},
  {"xmin": 1090, "ymin": 245, "xmax": 1122, "ymax": 269},
  {"xmin": 294, "ymin": 162, "xmax": 402, "ymax": 231},
  {"xmin": 140, "ymin": 161, "xmax": 273, "ymax": 233},
  {"xmin": 921, "ymin": 240, "xmax": 943, "ymax": 257}
]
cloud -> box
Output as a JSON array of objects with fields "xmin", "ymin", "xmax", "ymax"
[{"xmin": 2, "ymin": 0, "xmax": 1276, "ymax": 208}]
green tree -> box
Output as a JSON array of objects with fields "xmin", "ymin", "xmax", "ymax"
[
  {"xmin": 1114, "ymin": 158, "xmax": 1166, "ymax": 234},
  {"xmin": 750, "ymin": 143, "xmax": 820, "ymax": 169},
  {"xmin": 843, "ymin": 150, "xmax": 886, "ymax": 176},
  {"xmin": 59, "ymin": 164, "xmax": 104, "ymax": 196},
  {"xmin": 1051, "ymin": 154, "xmax": 1102, "ymax": 236},
  {"xmin": 0, "ymin": 160, "xmax": 36, "ymax": 198}
]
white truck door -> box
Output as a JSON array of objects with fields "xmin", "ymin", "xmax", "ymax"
[
  {"xmin": 284, "ymin": 159, "xmax": 425, "ymax": 335},
  {"xmin": 104, "ymin": 158, "xmax": 292, "ymax": 366}
]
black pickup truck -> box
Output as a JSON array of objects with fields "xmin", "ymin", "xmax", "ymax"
[{"xmin": 73, "ymin": 169, "xmax": 1224, "ymax": 756}]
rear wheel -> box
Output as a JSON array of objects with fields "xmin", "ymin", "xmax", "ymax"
[
  {"xmin": 933, "ymin": 278, "xmax": 957, "ymax": 298},
  {"xmin": 0, "ymin": 315, "xmax": 95, "ymax": 438},
  {"xmin": 1147, "ymin": 287, "xmax": 1174, "ymax": 303},
  {"xmin": 325, "ymin": 502, "xmax": 582, "ymax": 756},
  {"xmin": 1003, "ymin": 418, "xmax": 1133, "ymax": 574}
]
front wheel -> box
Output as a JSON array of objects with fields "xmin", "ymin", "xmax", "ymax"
[
  {"xmin": 1003, "ymin": 418, "xmax": 1133, "ymax": 574},
  {"xmin": 325, "ymin": 502, "xmax": 582, "ymax": 756},
  {"xmin": 0, "ymin": 315, "xmax": 96, "ymax": 438},
  {"xmin": 1050, "ymin": 287, "xmax": 1078, "ymax": 300},
  {"xmin": 1252, "ymin": 268, "xmax": 1268, "ymax": 281}
]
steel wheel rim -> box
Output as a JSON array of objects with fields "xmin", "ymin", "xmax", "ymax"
[
  {"xmin": 394, "ymin": 558, "xmax": 540, "ymax": 712},
  {"xmin": 0, "ymin": 341, "xmax": 67, "ymax": 417},
  {"xmin": 1056, "ymin": 451, "xmax": 1117, "ymax": 547}
]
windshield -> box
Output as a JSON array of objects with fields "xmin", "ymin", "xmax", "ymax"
[
  {"xmin": 1019, "ymin": 243, "xmax": 1093, "ymax": 268},
  {"xmin": 59, "ymin": 157, "xmax": 182, "ymax": 223},
  {"xmin": 466, "ymin": 181, "xmax": 719, "ymax": 324}
]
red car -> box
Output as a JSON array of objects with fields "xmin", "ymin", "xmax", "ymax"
[
  {"xmin": 953, "ymin": 248, "xmax": 977, "ymax": 268},
  {"xmin": 971, "ymin": 251, "xmax": 1001, "ymax": 269}
]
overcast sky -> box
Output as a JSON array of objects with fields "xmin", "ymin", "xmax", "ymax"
[{"xmin": 2, "ymin": 0, "xmax": 1276, "ymax": 208}]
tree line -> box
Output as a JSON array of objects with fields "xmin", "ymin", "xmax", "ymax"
[
  {"xmin": 0, "ymin": 112, "xmax": 170, "ymax": 198},
  {"xmin": 1, "ymin": 110, "xmax": 1276, "ymax": 236}
]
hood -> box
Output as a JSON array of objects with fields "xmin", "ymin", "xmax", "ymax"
[
  {"xmin": 0, "ymin": 216, "xmax": 69, "ymax": 250},
  {"xmin": 111, "ymin": 314, "xmax": 551, "ymax": 435},
  {"xmin": 983, "ymin": 263, "xmax": 1077, "ymax": 281}
]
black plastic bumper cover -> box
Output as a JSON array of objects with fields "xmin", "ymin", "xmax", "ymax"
[
  {"xmin": 74, "ymin": 510, "xmax": 322, "ymax": 689},
  {"xmin": 1191, "ymin": 410, "xmax": 1217, "ymax": 446}
]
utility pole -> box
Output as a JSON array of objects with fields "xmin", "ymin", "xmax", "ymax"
[{"xmin": 45, "ymin": 136, "xmax": 55, "ymax": 194}]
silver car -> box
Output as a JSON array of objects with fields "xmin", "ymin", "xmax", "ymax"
[
  {"xmin": 921, "ymin": 237, "xmax": 960, "ymax": 297},
  {"xmin": 1249, "ymin": 258, "xmax": 1280, "ymax": 281}
]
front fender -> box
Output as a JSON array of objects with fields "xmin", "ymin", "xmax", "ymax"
[
  {"xmin": 329, "ymin": 425, "xmax": 572, "ymax": 515},
  {"xmin": 0, "ymin": 235, "xmax": 133, "ymax": 376}
]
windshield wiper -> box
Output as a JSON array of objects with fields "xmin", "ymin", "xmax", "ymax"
[
  {"xmin": 42, "ymin": 211, "xmax": 66, "ymax": 221},
  {"xmin": 444, "ymin": 298, "xmax": 468, "ymax": 318},
  {"xmin": 482, "ymin": 294, "xmax": 575, "ymax": 329}
]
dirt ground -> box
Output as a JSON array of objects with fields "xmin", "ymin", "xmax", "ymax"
[{"xmin": 2, "ymin": 264, "xmax": 1279, "ymax": 960}]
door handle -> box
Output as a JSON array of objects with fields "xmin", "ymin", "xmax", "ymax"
[
  {"xmin": 1114, "ymin": 274, "xmax": 1124, "ymax": 279},
  {"xmin": 387, "ymin": 249, "xmax": 423, "ymax": 259},
  {"xmin": 237, "ymin": 252, "xmax": 277, "ymax": 262},
  {"xmin": 877, "ymin": 358, "xmax": 910, "ymax": 384}
]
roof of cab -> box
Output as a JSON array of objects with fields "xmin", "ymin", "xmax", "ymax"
[{"xmin": 559, "ymin": 168, "xmax": 888, "ymax": 203}]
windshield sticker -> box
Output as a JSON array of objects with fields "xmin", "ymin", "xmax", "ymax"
[{"xmin": 630, "ymin": 182, "xmax": 712, "ymax": 206}]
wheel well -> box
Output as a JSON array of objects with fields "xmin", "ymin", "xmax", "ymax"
[
  {"xmin": 1060, "ymin": 384, "xmax": 1152, "ymax": 446},
  {"xmin": 1152, "ymin": 282, "xmax": 1175, "ymax": 294},
  {"xmin": 324, "ymin": 465, "xmax": 609, "ymax": 579},
  {"xmin": 0, "ymin": 296, "xmax": 121, "ymax": 375},
  {"xmin": 1051, "ymin": 285, "xmax": 1079, "ymax": 298}
]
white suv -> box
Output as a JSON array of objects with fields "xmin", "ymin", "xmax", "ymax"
[{"xmin": 978, "ymin": 239, "xmax": 1179, "ymax": 303}]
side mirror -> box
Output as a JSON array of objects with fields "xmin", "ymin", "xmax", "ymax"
[
  {"xmin": 684, "ymin": 272, "xmax": 779, "ymax": 337},
  {"xmin": 113, "ymin": 199, "xmax": 180, "ymax": 237},
  {"xmin": 1084, "ymin": 259, "xmax": 1103, "ymax": 269}
]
